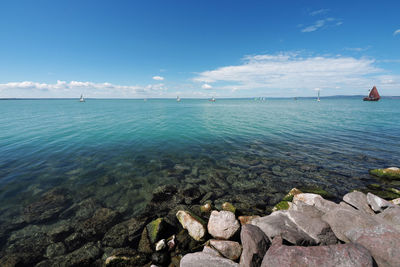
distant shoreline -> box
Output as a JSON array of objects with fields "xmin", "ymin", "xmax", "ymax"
[{"xmin": 1, "ymin": 95, "xmax": 400, "ymax": 100}]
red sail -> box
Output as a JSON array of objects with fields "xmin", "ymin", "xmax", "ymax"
[{"xmin": 369, "ymin": 86, "xmax": 380, "ymax": 99}]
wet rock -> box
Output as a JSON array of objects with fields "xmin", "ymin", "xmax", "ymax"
[
  {"xmin": 155, "ymin": 239, "xmax": 166, "ymax": 251},
  {"xmin": 272, "ymin": 200, "xmax": 292, "ymax": 211},
  {"xmin": 182, "ymin": 186, "xmax": 203, "ymax": 205},
  {"xmin": 208, "ymin": 211, "xmax": 240, "ymax": 240},
  {"xmin": 47, "ymin": 242, "xmax": 102, "ymax": 266},
  {"xmin": 261, "ymin": 236, "xmax": 373, "ymax": 267},
  {"xmin": 138, "ymin": 228, "xmax": 153, "ymax": 253},
  {"xmin": 370, "ymin": 167, "xmax": 400, "ymax": 180},
  {"xmin": 0, "ymin": 253, "xmax": 43, "ymax": 267},
  {"xmin": 175, "ymin": 229, "xmax": 202, "ymax": 253},
  {"xmin": 151, "ymin": 251, "xmax": 169, "ymax": 265},
  {"xmin": 200, "ymin": 203, "xmax": 212, "ymax": 213},
  {"xmin": 146, "ymin": 218, "xmax": 165, "ymax": 245},
  {"xmin": 151, "ymin": 185, "xmax": 178, "ymax": 202},
  {"xmin": 345, "ymin": 224, "xmax": 400, "ymax": 267},
  {"xmin": 209, "ymin": 240, "xmax": 242, "ymax": 261},
  {"xmin": 166, "ymin": 235, "xmax": 176, "ymax": 251},
  {"xmin": 176, "ymin": 210, "xmax": 206, "ymax": 241},
  {"xmin": 48, "ymin": 224, "xmax": 73, "ymax": 242},
  {"xmin": 222, "ymin": 202, "xmax": 236, "ymax": 213},
  {"xmin": 366, "ymin": 192, "xmax": 394, "ymax": 212},
  {"xmin": 77, "ymin": 208, "xmax": 121, "ymax": 240},
  {"xmin": 391, "ymin": 197, "xmax": 400, "ymax": 205},
  {"xmin": 64, "ymin": 232, "xmax": 85, "ymax": 252},
  {"xmin": 240, "ymin": 224, "xmax": 270, "ymax": 267},
  {"xmin": 251, "ymin": 211, "xmax": 314, "ymax": 245},
  {"xmin": 343, "ymin": 191, "xmax": 375, "ymax": 215},
  {"xmin": 180, "ymin": 252, "xmax": 239, "ymax": 267},
  {"xmin": 238, "ymin": 215, "xmax": 260, "ymax": 225},
  {"xmin": 45, "ymin": 242, "xmax": 66, "ymax": 258},
  {"xmin": 59, "ymin": 197, "xmax": 101, "ymax": 221},
  {"xmin": 23, "ymin": 188, "xmax": 71, "ymax": 224},
  {"xmin": 102, "ymin": 218, "xmax": 146, "ymax": 247},
  {"xmin": 282, "ymin": 188, "xmax": 302, "ymax": 202}
]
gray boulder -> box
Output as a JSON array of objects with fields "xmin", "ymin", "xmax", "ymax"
[
  {"xmin": 376, "ymin": 206, "xmax": 400, "ymax": 232},
  {"xmin": 261, "ymin": 236, "xmax": 373, "ymax": 267},
  {"xmin": 239, "ymin": 224, "xmax": 270, "ymax": 267},
  {"xmin": 343, "ymin": 191, "xmax": 375, "ymax": 215},
  {"xmin": 180, "ymin": 252, "xmax": 239, "ymax": 267}
]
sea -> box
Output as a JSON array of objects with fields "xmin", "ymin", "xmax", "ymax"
[{"xmin": 0, "ymin": 97, "xmax": 399, "ymax": 227}]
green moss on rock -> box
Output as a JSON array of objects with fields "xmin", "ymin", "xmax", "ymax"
[
  {"xmin": 273, "ymin": 201, "xmax": 290, "ymax": 211},
  {"xmin": 299, "ymin": 186, "xmax": 334, "ymax": 199},
  {"xmin": 222, "ymin": 202, "xmax": 236, "ymax": 213},
  {"xmin": 370, "ymin": 168, "xmax": 400, "ymax": 180},
  {"xmin": 146, "ymin": 218, "xmax": 164, "ymax": 245}
]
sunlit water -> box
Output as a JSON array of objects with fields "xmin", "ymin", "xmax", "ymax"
[{"xmin": 0, "ymin": 98, "xmax": 399, "ymax": 219}]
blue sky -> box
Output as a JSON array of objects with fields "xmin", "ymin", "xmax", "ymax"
[{"xmin": 0, "ymin": 0, "xmax": 399, "ymax": 98}]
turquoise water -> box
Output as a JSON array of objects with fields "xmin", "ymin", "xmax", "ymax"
[{"xmin": 0, "ymin": 98, "xmax": 400, "ymax": 218}]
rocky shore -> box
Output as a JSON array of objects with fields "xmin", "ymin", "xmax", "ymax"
[{"xmin": 0, "ymin": 167, "xmax": 399, "ymax": 266}]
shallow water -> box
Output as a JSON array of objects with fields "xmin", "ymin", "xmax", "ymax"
[{"xmin": 0, "ymin": 98, "xmax": 399, "ymax": 219}]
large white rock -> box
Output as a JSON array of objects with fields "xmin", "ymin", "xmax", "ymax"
[
  {"xmin": 176, "ymin": 210, "xmax": 206, "ymax": 241},
  {"xmin": 343, "ymin": 191, "xmax": 375, "ymax": 215},
  {"xmin": 293, "ymin": 193, "xmax": 338, "ymax": 214},
  {"xmin": 208, "ymin": 210, "xmax": 240, "ymax": 240}
]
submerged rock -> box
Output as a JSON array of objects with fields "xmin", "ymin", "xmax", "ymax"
[
  {"xmin": 261, "ymin": 236, "xmax": 373, "ymax": 267},
  {"xmin": 208, "ymin": 211, "xmax": 240, "ymax": 240},
  {"xmin": 209, "ymin": 239, "xmax": 242, "ymax": 261},
  {"xmin": 146, "ymin": 218, "xmax": 165, "ymax": 245},
  {"xmin": 240, "ymin": 224, "xmax": 270, "ymax": 267},
  {"xmin": 77, "ymin": 208, "xmax": 121, "ymax": 240},
  {"xmin": 180, "ymin": 252, "xmax": 239, "ymax": 267},
  {"xmin": 370, "ymin": 167, "xmax": 400, "ymax": 180},
  {"xmin": 102, "ymin": 217, "xmax": 146, "ymax": 248},
  {"xmin": 176, "ymin": 210, "xmax": 206, "ymax": 241}
]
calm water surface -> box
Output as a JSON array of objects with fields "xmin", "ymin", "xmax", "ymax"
[{"xmin": 0, "ymin": 98, "xmax": 399, "ymax": 217}]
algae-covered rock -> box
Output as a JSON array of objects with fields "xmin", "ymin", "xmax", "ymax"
[
  {"xmin": 272, "ymin": 201, "xmax": 291, "ymax": 211},
  {"xmin": 222, "ymin": 202, "xmax": 236, "ymax": 213},
  {"xmin": 176, "ymin": 210, "xmax": 206, "ymax": 241},
  {"xmin": 138, "ymin": 228, "xmax": 153, "ymax": 253},
  {"xmin": 200, "ymin": 203, "xmax": 212, "ymax": 213},
  {"xmin": 146, "ymin": 218, "xmax": 164, "ymax": 244},
  {"xmin": 298, "ymin": 186, "xmax": 334, "ymax": 199},
  {"xmin": 282, "ymin": 188, "xmax": 302, "ymax": 202},
  {"xmin": 370, "ymin": 167, "xmax": 400, "ymax": 180}
]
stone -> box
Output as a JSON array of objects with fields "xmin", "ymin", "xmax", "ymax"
[
  {"xmin": 151, "ymin": 185, "xmax": 178, "ymax": 202},
  {"xmin": 282, "ymin": 188, "xmax": 303, "ymax": 201},
  {"xmin": 343, "ymin": 191, "xmax": 375, "ymax": 215},
  {"xmin": 222, "ymin": 202, "xmax": 236, "ymax": 213},
  {"xmin": 366, "ymin": 192, "xmax": 394, "ymax": 212},
  {"xmin": 238, "ymin": 215, "xmax": 260, "ymax": 225},
  {"xmin": 370, "ymin": 167, "xmax": 400, "ymax": 180},
  {"xmin": 59, "ymin": 197, "xmax": 101, "ymax": 221},
  {"xmin": 167, "ymin": 235, "xmax": 176, "ymax": 251},
  {"xmin": 239, "ymin": 224, "xmax": 270, "ymax": 267},
  {"xmin": 155, "ymin": 239, "xmax": 166, "ymax": 251},
  {"xmin": 45, "ymin": 242, "xmax": 102, "ymax": 266},
  {"xmin": 208, "ymin": 211, "xmax": 240, "ymax": 240},
  {"xmin": 77, "ymin": 208, "xmax": 121, "ymax": 240},
  {"xmin": 209, "ymin": 240, "xmax": 242, "ymax": 261},
  {"xmin": 180, "ymin": 252, "xmax": 239, "ymax": 267},
  {"xmin": 250, "ymin": 211, "xmax": 315, "ymax": 245},
  {"xmin": 272, "ymin": 200, "xmax": 292, "ymax": 211},
  {"xmin": 64, "ymin": 232, "xmax": 85, "ymax": 252},
  {"xmin": 261, "ymin": 236, "xmax": 373, "ymax": 267},
  {"xmin": 203, "ymin": 245, "xmax": 221, "ymax": 257},
  {"xmin": 176, "ymin": 210, "xmax": 206, "ymax": 241},
  {"xmin": 146, "ymin": 218, "xmax": 165, "ymax": 244},
  {"xmin": 321, "ymin": 206, "xmax": 379, "ymax": 243},
  {"xmin": 200, "ymin": 203, "xmax": 212, "ymax": 213},
  {"xmin": 138, "ymin": 228, "xmax": 153, "ymax": 253},
  {"xmin": 345, "ymin": 224, "xmax": 400, "ymax": 267},
  {"xmin": 104, "ymin": 249, "xmax": 149, "ymax": 266},
  {"xmin": 293, "ymin": 193, "xmax": 339, "ymax": 214},
  {"xmin": 151, "ymin": 251, "xmax": 169, "ymax": 265},
  {"xmin": 102, "ymin": 218, "xmax": 146, "ymax": 247},
  {"xmin": 376, "ymin": 206, "xmax": 400, "ymax": 232},
  {"xmin": 48, "ymin": 225, "xmax": 73, "ymax": 243},
  {"xmin": 23, "ymin": 188, "xmax": 71, "ymax": 224},
  {"xmin": 45, "ymin": 242, "xmax": 66, "ymax": 258},
  {"xmin": 390, "ymin": 198, "xmax": 400, "ymax": 205}
]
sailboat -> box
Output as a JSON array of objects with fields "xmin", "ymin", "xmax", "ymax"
[
  {"xmin": 317, "ymin": 89, "xmax": 320, "ymax": 102},
  {"xmin": 363, "ymin": 86, "xmax": 380, "ymax": 101},
  {"xmin": 79, "ymin": 94, "xmax": 85, "ymax": 102},
  {"xmin": 176, "ymin": 96, "xmax": 181, "ymax": 102},
  {"xmin": 209, "ymin": 96, "xmax": 216, "ymax": 102}
]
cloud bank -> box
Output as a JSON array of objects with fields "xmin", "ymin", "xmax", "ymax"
[
  {"xmin": 0, "ymin": 80, "xmax": 166, "ymax": 98},
  {"xmin": 193, "ymin": 53, "xmax": 398, "ymax": 94}
]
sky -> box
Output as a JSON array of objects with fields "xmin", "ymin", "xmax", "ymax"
[{"xmin": 0, "ymin": 0, "xmax": 399, "ymax": 98}]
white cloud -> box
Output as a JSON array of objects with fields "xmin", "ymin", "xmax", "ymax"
[
  {"xmin": 394, "ymin": 29, "xmax": 400, "ymax": 36},
  {"xmin": 193, "ymin": 52, "xmax": 400, "ymax": 94},
  {"xmin": 344, "ymin": 46, "xmax": 371, "ymax": 52},
  {"xmin": 310, "ymin": 9, "xmax": 329, "ymax": 16},
  {"xmin": 0, "ymin": 80, "xmax": 166, "ymax": 98},
  {"xmin": 301, "ymin": 18, "xmax": 342, "ymax": 32},
  {"xmin": 152, "ymin": 76, "xmax": 164, "ymax": 81},
  {"xmin": 201, "ymin": 83, "xmax": 212, "ymax": 89}
]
